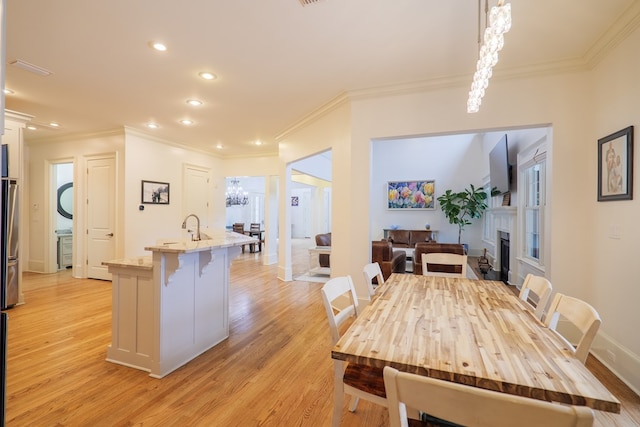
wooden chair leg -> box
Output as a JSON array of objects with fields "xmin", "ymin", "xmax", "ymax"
[{"xmin": 332, "ymin": 360, "xmax": 345, "ymax": 427}]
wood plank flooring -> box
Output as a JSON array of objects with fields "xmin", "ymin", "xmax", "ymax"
[{"xmin": 4, "ymin": 239, "xmax": 640, "ymax": 426}]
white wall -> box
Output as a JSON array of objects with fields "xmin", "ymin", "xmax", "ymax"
[
  {"xmin": 590, "ymin": 23, "xmax": 640, "ymax": 391},
  {"xmin": 123, "ymin": 129, "xmax": 224, "ymax": 257},
  {"xmin": 280, "ymin": 25, "xmax": 640, "ymax": 392},
  {"xmin": 370, "ymin": 134, "xmax": 485, "ymax": 247},
  {"xmin": 277, "ymin": 99, "xmax": 351, "ymax": 281},
  {"xmin": 26, "ymin": 130, "xmax": 126, "ymax": 274}
]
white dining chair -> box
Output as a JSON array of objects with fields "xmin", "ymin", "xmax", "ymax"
[
  {"xmin": 320, "ymin": 276, "xmax": 387, "ymax": 427},
  {"xmin": 383, "ymin": 366, "xmax": 594, "ymax": 427},
  {"xmin": 362, "ymin": 262, "xmax": 384, "ymax": 297},
  {"xmin": 421, "ymin": 252, "xmax": 467, "ymax": 278},
  {"xmin": 519, "ymin": 274, "xmax": 552, "ymax": 320},
  {"xmin": 544, "ymin": 293, "xmax": 601, "ymax": 364}
]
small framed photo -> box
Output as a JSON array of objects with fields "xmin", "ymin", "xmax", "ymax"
[
  {"xmin": 598, "ymin": 126, "xmax": 633, "ymax": 201},
  {"xmin": 291, "ymin": 196, "xmax": 299, "ymax": 206},
  {"xmin": 387, "ymin": 180, "xmax": 435, "ymax": 210},
  {"xmin": 141, "ymin": 180, "xmax": 170, "ymax": 204}
]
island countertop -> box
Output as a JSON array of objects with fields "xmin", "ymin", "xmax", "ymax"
[{"xmin": 144, "ymin": 230, "xmax": 257, "ymax": 254}]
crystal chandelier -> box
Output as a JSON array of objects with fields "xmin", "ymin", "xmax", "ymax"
[
  {"xmin": 225, "ymin": 178, "xmax": 249, "ymax": 207},
  {"xmin": 467, "ymin": 0, "xmax": 512, "ymax": 113}
]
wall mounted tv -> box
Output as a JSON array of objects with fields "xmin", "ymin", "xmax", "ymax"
[{"xmin": 489, "ymin": 134, "xmax": 511, "ymax": 195}]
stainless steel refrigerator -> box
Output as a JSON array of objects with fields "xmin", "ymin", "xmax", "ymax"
[
  {"xmin": 2, "ymin": 142, "xmax": 17, "ymax": 426},
  {"xmin": 1, "ymin": 178, "xmax": 18, "ymax": 309}
]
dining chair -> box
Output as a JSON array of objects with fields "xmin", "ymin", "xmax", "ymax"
[
  {"xmin": 362, "ymin": 262, "xmax": 384, "ymax": 297},
  {"xmin": 519, "ymin": 274, "xmax": 552, "ymax": 320},
  {"xmin": 321, "ymin": 276, "xmax": 387, "ymax": 427},
  {"xmin": 383, "ymin": 366, "xmax": 594, "ymax": 427},
  {"xmin": 422, "ymin": 253, "xmax": 467, "ymax": 278},
  {"xmin": 249, "ymin": 223, "xmax": 262, "ymax": 252},
  {"xmin": 544, "ymin": 293, "xmax": 601, "ymax": 364},
  {"xmin": 232, "ymin": 223, "xmax": 249, "ymax": 253}
]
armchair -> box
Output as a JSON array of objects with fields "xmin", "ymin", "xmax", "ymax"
[
  {"xmin": 372, "ymin": 241, "xmax": 406, "ymax": 280},
  {"xmin": 315, "ymin": 232, "xmax": 332, "ymax": 267}
]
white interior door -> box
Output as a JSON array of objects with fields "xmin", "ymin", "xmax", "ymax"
[
  {"xmin": 184, "ymin": 166, "xmax": 210, "ymax": 228},
  {"xmin": 86, "ymin": 156, "xmax": 115, "ymax": 280}
]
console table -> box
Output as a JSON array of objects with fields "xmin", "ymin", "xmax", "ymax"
[{"xmin": 383, "ymin": 228, "xmax": 438, "ymax": 242}]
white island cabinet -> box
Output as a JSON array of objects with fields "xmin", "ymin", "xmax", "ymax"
[{"xmin": 103, "ymin": 230, "xmax": 256, "ymax": 378}]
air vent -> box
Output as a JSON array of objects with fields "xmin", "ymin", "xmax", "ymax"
[
  {"xmin": 9, "ymin": 59, "xmax": 53, "ymax": 76},
  {"xmin": 299, "ymin": 0, "xmax": 324, "ymax": 6}
]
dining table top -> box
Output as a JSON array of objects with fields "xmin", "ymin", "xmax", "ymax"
[{"xmin": 331, "ymin": 273, "xmax": 620, "ymax": 413}]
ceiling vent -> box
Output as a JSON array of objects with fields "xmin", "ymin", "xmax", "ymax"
[
  {"xmin": 9, "ymin": 59, "xmax": 53, "ymax": 76},
  {"xmin": 299, "ymin": 0, "xmax": 324, "ymax": 6}
]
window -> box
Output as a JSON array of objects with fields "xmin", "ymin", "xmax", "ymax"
[{"xmin": 523, "ymin": 159, "xmax": 545, "ymax": 262}]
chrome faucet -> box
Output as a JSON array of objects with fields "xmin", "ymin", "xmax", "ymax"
[{"xmin": 181, "ymin": 214, "xmax": 201, "ymax": 241}]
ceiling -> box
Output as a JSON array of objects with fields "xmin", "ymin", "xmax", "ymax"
[{"xmin": 4, "ymin": 0, "xmax": 638, "ymax": 157}]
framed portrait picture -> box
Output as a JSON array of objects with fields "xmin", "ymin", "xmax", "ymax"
[
  {"xmin": 598, "ymin": 126, "xmax": 633, "ymax": 201},
  {"xmin": 291, "ymin": 196, "xmax": 299, "ymax": 206},
  {"xmin": 387, "ymin": 180, "xmax": 435, "ymax": 210},
  {"xmin": 141, "ymin": 180, "xmax": 170, "ymax": 204}
]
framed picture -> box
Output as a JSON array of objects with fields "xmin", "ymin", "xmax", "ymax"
[
  {"xmin": 598, "ymin": 126, "xmax": 633, "ymax": 201},
  {"xmin": 141, "ymin": 180, "xmax": 170, "ymax": 204},
  {"xmin": 387, "ymin": 180, "xmax": 435, "ymax": 210},
  {"xmin": 291, "ymin": 196, "xmax": 299, "ymax": 206}
]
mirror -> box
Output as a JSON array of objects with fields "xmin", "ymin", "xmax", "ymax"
[{"xmin": 57, "ymin": 182, "xmax": 73, "ymax": 219}]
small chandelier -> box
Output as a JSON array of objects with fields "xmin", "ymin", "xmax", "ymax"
[
  {"xmin": 226, "ymin": 178, "xmax": 249, "ymax": 207},
  {"xmin": 467, "ymin": 0, "xmax": 512, "ymax": 113}
]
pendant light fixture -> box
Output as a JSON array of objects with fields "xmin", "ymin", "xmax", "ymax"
[
  {"xmin": 467, "ymin": 0, "xmax": 512, "ymax": 113},
  {"xmin": 226, "ymin": 178, "xmax": 249, "ymax": 207}
]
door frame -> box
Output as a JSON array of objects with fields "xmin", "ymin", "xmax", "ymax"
[
  {"xmin": 83, "ymin": 153, "xmax": 117, "ymax": 280},
  {"xmin": 45, "ymin": 158, "xmax": 75, "ymax": 274}
]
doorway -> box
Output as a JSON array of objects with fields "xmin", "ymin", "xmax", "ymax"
[{"xmin": 49, "ymin": 162, "xmax": 74, "ymax": 272}]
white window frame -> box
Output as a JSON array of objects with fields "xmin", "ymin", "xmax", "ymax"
[{"xmin": 519, "ymin": 149, "xmax": 546, "ymax": 268}]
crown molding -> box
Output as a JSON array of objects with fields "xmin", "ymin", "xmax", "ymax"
[
  {"xmin": 584, "ymin": 0, "xmax": 640, "ymax": 69},
  {"xmin": 25, "ymin": 128, "xmax": 124, "ymax": 145},
  {"xmin": 273, "ymin": 93, "xmax": 349, "ymax": 142},
  {"xmin": 4, "ymin": 109, "xmax": 34, "ymax": 124},
  {"xmin": 123, "ymin": 126, "xmax": 226, "ymax": 158}
]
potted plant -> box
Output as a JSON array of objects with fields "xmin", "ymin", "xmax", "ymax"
[{"xmin": 436, "ymin": 184, "xmax": 490, "ymax": 245}]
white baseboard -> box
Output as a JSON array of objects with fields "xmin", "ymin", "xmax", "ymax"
[
  {"xmin": 27, "ymin": 260, "xmax": 45, "ymax": 273},
  {"xmin": 558, "ymin": 320, "xmax": 640, "ymax": 396},
  {"xmin": 591, "ymin": 331, "xmax": 640, "ymax": 396}
]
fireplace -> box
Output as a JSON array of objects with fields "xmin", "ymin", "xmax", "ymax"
[{"xmin": 499, "ymin": 231, "xmax": 510, "ymax": 283}]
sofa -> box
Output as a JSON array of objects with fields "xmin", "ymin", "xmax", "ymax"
[
  {"xmin": 315, "ymin": 232, "xmax": 331, "ymax": 267},
  {"xmin": 385, "ymin": 229, "xmax": 435, "ymax": 248},
  {"xmin": 371, "ymin": 241, "xmax": 406, "ymax": 280},
  {"xmin": 413, "ymin": 242, "xmax": 465, "ymax": 275}
]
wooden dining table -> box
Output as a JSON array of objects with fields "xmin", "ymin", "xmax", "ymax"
[{"xmin": 331, "ymin": 273, "xmax": 620, "ymax": 413}]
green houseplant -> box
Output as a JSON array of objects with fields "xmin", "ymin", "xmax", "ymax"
[{"xmin": 436, "ymin": 184, "xmax": 490, "ymax": 245}]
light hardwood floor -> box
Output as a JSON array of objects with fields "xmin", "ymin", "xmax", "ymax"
[{"xmin": 4, "ymin": 239, "xmax": 640, "ymax": 426}]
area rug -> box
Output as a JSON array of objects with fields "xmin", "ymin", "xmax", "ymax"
[{"xmin": 294, "ymin": 273, "xmax": 330, "ymax": 283}]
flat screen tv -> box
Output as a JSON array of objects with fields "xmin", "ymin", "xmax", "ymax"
[{"xmin": 489, "ymin": 134, "xmax": 511, "ymax": 194}]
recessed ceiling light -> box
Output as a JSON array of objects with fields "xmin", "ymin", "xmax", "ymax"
[
  {"xmin": 3, "ymin": 88, "xmax": 14, "ymax": 95},
  {"xmin": 26, "ymin": 125, "xmax": 37, "ymax": 130},
  {"xmin": 255, "ymin": 140, "xmax": 263, "ymax": 146},
  {"xmin": 149, "ymin": 41, "xmax": 167, "ymax": 51},
  {"xmin": 198, "ymin": 72, "xmax": 217, "ymax": 80},
  {"xmin": 215, "ymin": 143, "xmax": 223, "ymax": 149},
  {"xmin": 49, "ymin": 122, "xmax": 60, "ymax": 127},
  {"xmin": 147, "ymin": 122, "xmax": 159, "ymax": 129},
  {"xmin": 180, "ymin": 119, "xmax": 194, "ymax": 126},
  {"xmin": 186, "ymin": 99, "xmax": 203, "ymax": 106}
]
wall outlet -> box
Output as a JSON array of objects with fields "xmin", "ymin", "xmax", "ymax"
[{"xmin": 606, "ymin": 349, "xmax": 616, "ymax": 362}]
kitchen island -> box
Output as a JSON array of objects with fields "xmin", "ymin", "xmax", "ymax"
[{"xmin": 103, "ymin": 230, "xmax": 256, "ymax": 378}]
